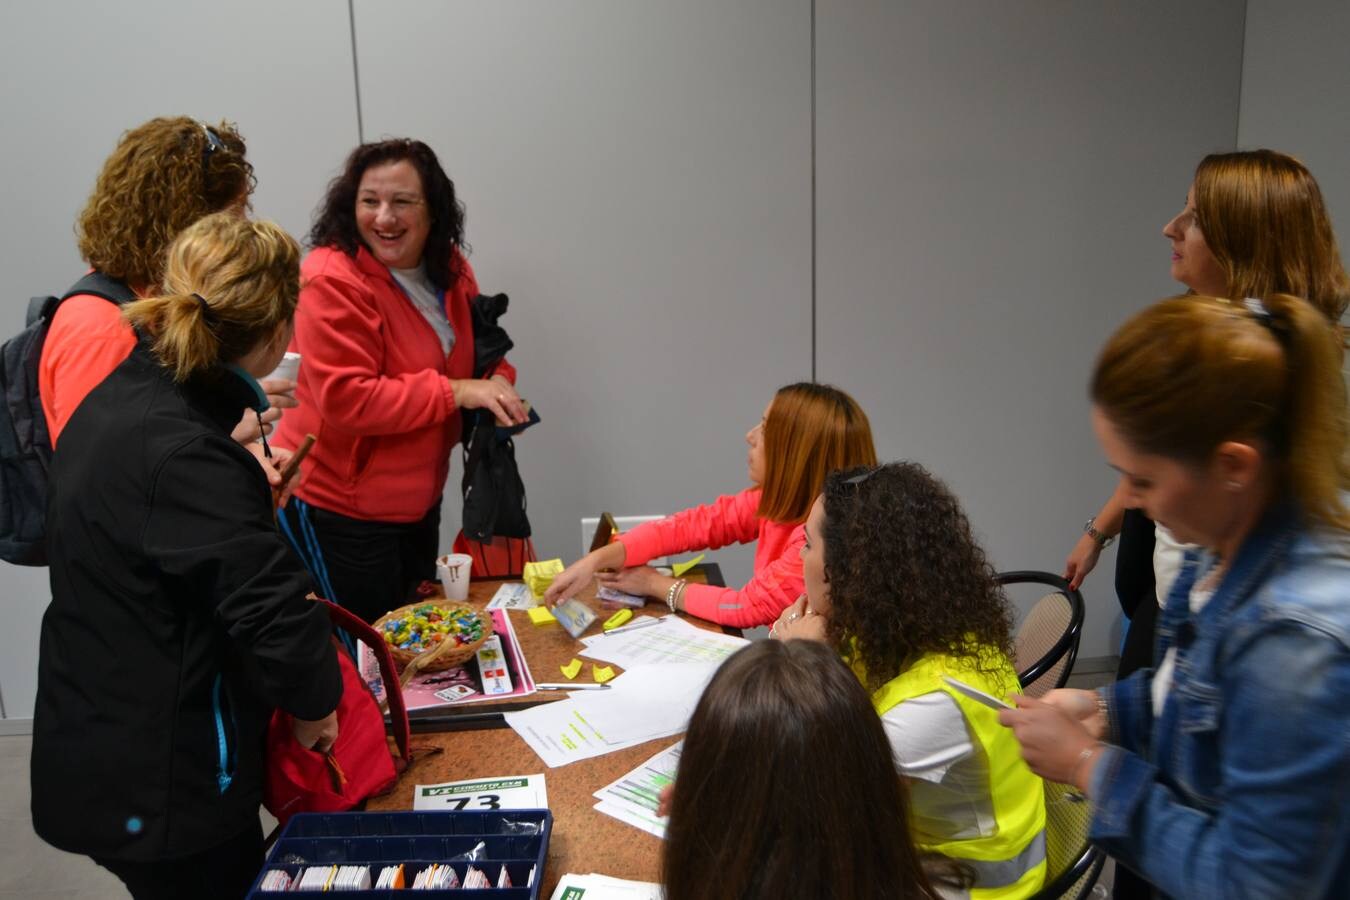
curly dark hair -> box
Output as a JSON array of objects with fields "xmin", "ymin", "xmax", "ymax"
[
  {"xmin": 821, "ymin": 462, "xmax": 1015, "ymax": 693},
  {"xmin": 309, "ymin": 138, "xmax": 466, "ymax": 292},
  {"xmin": 77, "ymin": 117, "xmax": 254, "ymax": 290}
]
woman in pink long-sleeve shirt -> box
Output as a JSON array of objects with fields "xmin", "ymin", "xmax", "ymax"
[{"xmin": 545, "ymin": 383, "xmax": 877, "ymax": 628}]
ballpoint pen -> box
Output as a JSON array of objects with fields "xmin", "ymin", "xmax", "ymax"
[
  {"xmin": 535, "ymin": 683, "xmax": 611, "ymax": 691},
  {"xmin": 602, "ymin": 616, "xmax": 664, "ymax": 635}
]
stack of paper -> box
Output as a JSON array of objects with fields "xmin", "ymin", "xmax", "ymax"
[
  {"xmin": 548, "ymin": 873, "xmax": 662, "ymax": 900},
  {"xmin": 592, "ymin": 741, "xmax": 681, "ymax": 838}
]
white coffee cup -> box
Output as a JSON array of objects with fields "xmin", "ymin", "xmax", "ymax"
[
  {"xmin": 436, "ymin": 553, "xmax": 473, "ymax": 601},
  {"xmin": 266, "ymin": 352, "xmax": 302, "ymax": 385}
]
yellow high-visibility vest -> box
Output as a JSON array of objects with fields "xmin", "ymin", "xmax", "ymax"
[{"xmin": 871, "ymin": 649, "xmax": 1047, "ymax": 899}]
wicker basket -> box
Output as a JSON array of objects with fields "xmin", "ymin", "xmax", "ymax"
[{"xmin": 374, "ymin": 602, "xmax": 494, "ymax": 674}]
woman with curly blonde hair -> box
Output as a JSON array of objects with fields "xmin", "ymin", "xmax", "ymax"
[
  {"xmin": 774, "ymin": 462, "xmax": 1045, "ymax": 899},
  {"xmin": 38, "ymin": 116, "xmax": 295, "ymax": 463}
]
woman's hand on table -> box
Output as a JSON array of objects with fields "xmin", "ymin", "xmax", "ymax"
[
  {"xmin": 293, "ymin": 710, "xmax": 339, "ymax": 753},
  {"xmin": 769, "ymin": 595, "xmax": 827, "ymax": 642},
  {"xmin": 545, "ymin": 543, "xmax": 628, "ymax": 606},
  {"xmin": 452, "ymin": 376, "xmax": 528, "ymax": 427},
  {"xmin": 998, "ymin": 694, "xmax": 1103, "ymax": 793},
  {"xmin": 595, "ymin": 565, "xmax": 671, "ymax": 600},
  {"xmin": 657, "ymin": 783, "xmax": 674, "ymax": 818}
]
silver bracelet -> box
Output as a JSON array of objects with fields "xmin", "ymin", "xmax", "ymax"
[{"xmin": 666, "ymin": 579, "xmax": 688, "ymax": 613}]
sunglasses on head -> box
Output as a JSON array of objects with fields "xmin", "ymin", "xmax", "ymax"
[{"xmin": 197, "ymin": 121, "xmax": 225, "ymax": 168}]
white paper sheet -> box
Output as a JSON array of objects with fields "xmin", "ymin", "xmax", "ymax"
[
  {"xmin": 568, "ymin": 665, "xmax": 717, "ymax": 746},
  {"xmin": 413, "ymin": 773, "xmax": 547, "ymax": 811},
  {"xmin": 579, "ymin": 615, "xmax": 748, "ymax": 668},
  {"xmin": 504, "ymin": 699, "xmax": 630, "ymax": 767}
]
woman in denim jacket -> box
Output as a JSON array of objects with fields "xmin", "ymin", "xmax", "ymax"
[{"xmin": 1000, "ymin": 292, "xmax": 1349, "ymax": 899}]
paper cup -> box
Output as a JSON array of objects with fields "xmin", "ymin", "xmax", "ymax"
[
  {"xmin": 436, "ymin": 553, "xmax": 473, "ymax": 601},
  {"xmin": 266, "ymin": 352, "xmax": 302, "ymax": 385}
]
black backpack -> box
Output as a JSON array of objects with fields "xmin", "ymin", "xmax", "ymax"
[{"xmin": 0, "ymin": 272, "xmax": 135, "ymax": 565}]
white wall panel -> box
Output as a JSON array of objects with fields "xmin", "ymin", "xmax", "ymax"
[
  {"xmin": 353, "ymin": 0, "xmax": 813, "ymax": 583},
  {"xmin": 0, "ymin": 0, "xmax": 358, "ymax": 720},
  {"xmin": 814, "ymin": 0, "xmax": 1246, "ymax": 657}
]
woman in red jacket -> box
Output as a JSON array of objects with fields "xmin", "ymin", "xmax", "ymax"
[
  {"xmin": 275, "ymin": 139, "xmax": 527, "ymax": 623},
  {"xmin": 545, "ymin": 382, "xmax": 876, "ymax": 627}
]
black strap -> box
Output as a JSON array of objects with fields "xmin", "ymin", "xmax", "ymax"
[{"xmin": 60, "ymin": 271, "xmax": 136, "ymax": 306}]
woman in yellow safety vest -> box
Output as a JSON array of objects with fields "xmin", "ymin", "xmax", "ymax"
[{"xmin": 773, "ymin": 461, "xmax": 1046, "ymax": 899}]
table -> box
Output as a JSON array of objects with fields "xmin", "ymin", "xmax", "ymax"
[{"xmin": 365, "ymin": 566, "xmax": 734, "ymax": 895}]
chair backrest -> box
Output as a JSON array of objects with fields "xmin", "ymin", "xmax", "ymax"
[
  {"xmin": 578, "ymin": 514, "xmax": 668, "ymax": 566},
  {"xmin": 1000, "ymin": 570, "xmax": 1085, "ymax": 697},
  {"xmin": 1029, "ymin": 780, "xmax": 1105, "ymax": 899}
]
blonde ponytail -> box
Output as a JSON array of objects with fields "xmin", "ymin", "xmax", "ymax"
[{"xmin": 123, "ymin": 213, "xmax": 300, "ymax": 382}]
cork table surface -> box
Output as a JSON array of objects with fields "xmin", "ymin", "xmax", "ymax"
[{"xmin": 365, "ymin": 566, "xmax": 734, "ymax": 895}]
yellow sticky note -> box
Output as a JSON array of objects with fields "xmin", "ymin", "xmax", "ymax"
[
  {"xmin": 561, "ymin": 658, "xmax": 583, "ymax": 680},
  {"xmin": 523, "ymin": 558, "xmax": 565, "ymax": 599},
  {"xmin": 527, "ymin": 606, "xmax": 557, "ymax": 626},
  {"xmin": 603, "ymin": 608, "xmax": 633, "ymax": 631},
  {"xmin": 592, "ymin": 664, "xmax": 616, "ymax": 684},
  {"xmin": 671, "ymin": 554, "xmax": 706, "ymax": 578}
]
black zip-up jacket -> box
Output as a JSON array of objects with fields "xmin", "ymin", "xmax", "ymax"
[{"xmin": 31, "ymin": 342, "xmax": 342, "ymax": 861}]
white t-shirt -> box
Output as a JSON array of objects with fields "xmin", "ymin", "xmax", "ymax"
[
  {"xmin": 391, "ymin": 264, "xmax": 455, "ymax": 356},
  {"xmin": 1152, "ymin": 524, "xmax": 1190, "ymax": 608},
  {"xmin": 1151, "ymin": 569, "xmax": 1215, "ymax": 716},
  {"xmin": 881, "ymin": 691, "xmax": 996, "ymax": 842}
]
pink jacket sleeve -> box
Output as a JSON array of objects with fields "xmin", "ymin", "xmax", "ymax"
[
  {"xmin": 298, "ymin": 270, "xmax": 457, "ymax": 437},
  {"xmin": 679, "ymin": 525, "xmax": 805, "ymax": 628},
  {"xmin": 617, "ymin": 490, "xmax": 762, "ymax": 564},
  {"xmin": 618, "ymin": 490, "xmax": 804, "ymax": 628}
]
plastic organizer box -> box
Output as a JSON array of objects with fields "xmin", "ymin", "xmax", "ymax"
[{"xmin": 247, "ymin": 809, "xmax": 552, "ymax": 897}]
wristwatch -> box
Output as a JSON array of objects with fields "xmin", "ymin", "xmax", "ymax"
[{"xmin": 1084, "ymin": 516, "xmax": 1114, "ymax": 549}]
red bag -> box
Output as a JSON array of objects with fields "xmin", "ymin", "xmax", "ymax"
[
  {"xmin": 263, "ymin": 598, "xmax": 411, "ymax": 826},
  {"xmin": 452, "ymin": 530, "xmax": 537, "ymax": 578}
]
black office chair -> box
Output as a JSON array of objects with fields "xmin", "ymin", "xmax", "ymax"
[
  {"xmin": 1028, "ymin": 780, "xmax": 1106, "ymax": 899},
  {"xmin": 999, "ymin": 571, "xmax": 1085, "ymax": 697}
]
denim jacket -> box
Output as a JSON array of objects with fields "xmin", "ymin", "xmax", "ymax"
[{"xmin": 1089, "ymin": 501, "xmax": 1350, "ymax": 899}]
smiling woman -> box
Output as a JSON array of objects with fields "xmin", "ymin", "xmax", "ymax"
[{"xmin": 273, "ymin": 138, "xmax": 529, "ymax": 623}]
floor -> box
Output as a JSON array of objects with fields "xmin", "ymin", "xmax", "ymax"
[{"xmin": 0, "ymin": 664, "xmax": 1120, "ymax": 898}]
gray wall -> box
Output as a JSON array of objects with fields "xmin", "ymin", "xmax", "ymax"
[
  {"xmin": 813, "ymin": 0, "xmax": 1246, "ymax": 658},
  {"xmin": 1238, "ymin": 0, "xmax": 1350, "ymax": 236},
  {"xmin": 2, "ymin": 1, "xmax": 1343, "ymax": 723}
]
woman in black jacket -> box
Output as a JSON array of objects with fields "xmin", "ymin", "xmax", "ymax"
[{"xmin": 31, "ymin": 213, "xmax": 343, "ymax": 900}]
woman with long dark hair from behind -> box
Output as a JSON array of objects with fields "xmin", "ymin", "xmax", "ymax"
[{"xmin": 663, "ymin": 639, "xmax": 943, "ymax": 900}]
